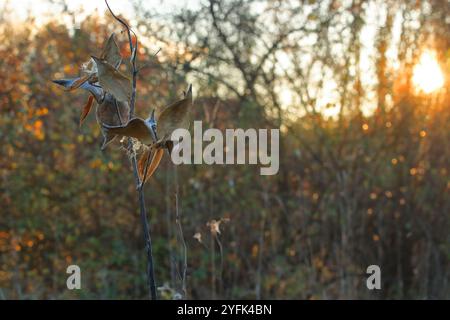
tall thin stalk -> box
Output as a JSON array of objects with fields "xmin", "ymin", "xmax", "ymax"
[
  {"xmin": 105, "ymin": 0, "xmax": 157, "ymax": 300},
  {"xmin": 175, "ymin": 170, "xmax": 188, "ymax": 298}
]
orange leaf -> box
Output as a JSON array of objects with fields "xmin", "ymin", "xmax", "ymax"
[{"xmin": 80, "ymin": 95, "xmax": 94, "ymax": 127}]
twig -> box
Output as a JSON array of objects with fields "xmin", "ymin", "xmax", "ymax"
[
  {"xmin": 105, "ymin": 0, "xmax": 157, "ymax": 300},
  {"xmin": 175, "ymin": 169, "xmax": 188, "ymax": 298},
  {"xmin": 255, "ymin": 191, "xmax": 267, "ymax": 300},
  {"xmin": 214, "ymin": 234, "xmax": 224, "ymax": 296},
  {"xmin": 211, "ymin": 231, "xmax": 216, "ymax": 299}
]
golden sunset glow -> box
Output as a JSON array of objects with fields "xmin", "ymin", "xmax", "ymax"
[{"xmin": 412, "ymin": 51, "xmax": 445, "ymax": 94}]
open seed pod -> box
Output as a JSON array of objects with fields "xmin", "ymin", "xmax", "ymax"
[
  {"xmin": 100, "ymin": 33, "xmax": 122, "ymax": 69},
  {"xmin": 96, "ymin": 93, "xmax": 130, "ymax": 150},
  {"xmin": 156, "ymin": 84, "xmax": 193, "ymax": 142},
  {"xmin": 102, "ymin": 117, "xmax": 155, "ymax": 145},
  {"xmin": 91, "ymin": 56, "xmax": 131, "ymax": 103},
  {"xmin": 102, "ymin": 84, "xmax": 193, "ymax": 184},
  {"xmin": 102, "ymin": 84, "xmax": 192, "ymax": 146},
  {"xmin": 51, "ymin": 33, "xmax": 124, "ymax": 124}
]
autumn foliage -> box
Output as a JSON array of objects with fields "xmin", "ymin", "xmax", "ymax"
[{"xmin": 0, "ymin": 0, "xmax": 449, "ymax": 299}]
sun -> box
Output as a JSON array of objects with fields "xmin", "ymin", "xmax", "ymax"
[{"xmin": 412, "ymin": 51, "xmax": 445, "ymax": 94}]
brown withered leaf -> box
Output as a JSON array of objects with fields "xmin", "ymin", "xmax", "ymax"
[
  {"xmin": 138, "ymin": 147, "xmax": 164, "ymax": 184},
  {"xmin": 96, "ymin": 93, "xmax": 130, "ymax": 150},
  {"xmin": 101, "ymin": 33, "xmax": 122, "ymax": 69},
  {"xmin": 102, "ymin": 118, "xmax": 154, "ymax": 145},
  {"xmin": 157, "ymin": 84, "xmax": 192, "ymax": 141},
  {"xmin": 92, "ymin": 56, "xmax": 131, "ymax": 102},
  {"xmin": 79, "ymin": 95, "xmax": 94, "ymax": 127}
]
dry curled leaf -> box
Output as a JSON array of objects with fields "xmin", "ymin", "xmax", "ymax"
[
  {"xmin": 157, "ymin": 84, "xmax": 193, "ymax": 141},
  {"xmin": 92, "ymin": 56, "xmax": 131, "ymax": 102},
  {"xmin": 80, "ymin": 95, "xmax": 95, "ymax": 127},
  {"xmin": 101, "ymin": 33, "xmax": 122, "ymax": 69}
]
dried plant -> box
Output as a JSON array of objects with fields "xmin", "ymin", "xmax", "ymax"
[{"xmin": 51, "ymin": 0, "xmax": 193, "ymax": 300}]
